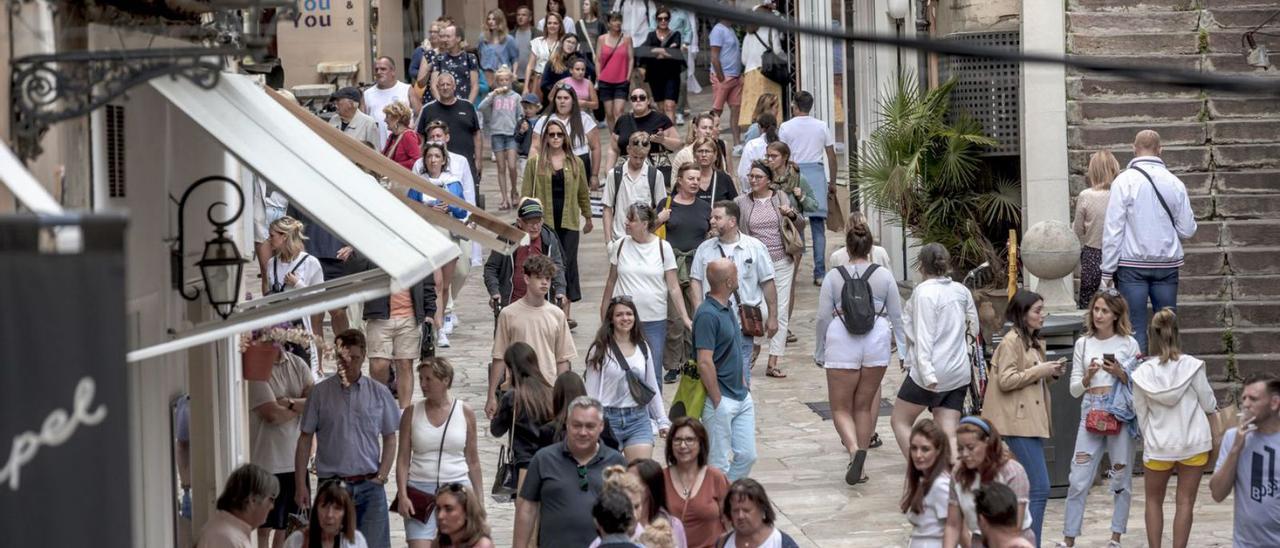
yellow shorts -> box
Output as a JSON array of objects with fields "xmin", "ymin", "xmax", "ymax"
[{"xmin": 1144, "ymin": 451, "xmax": 1210, "ymax": 472}]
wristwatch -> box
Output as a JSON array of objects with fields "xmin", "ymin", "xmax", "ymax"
[{"xmin": 287, "ymin": 400, "xmax": 295, "ymax": 411}]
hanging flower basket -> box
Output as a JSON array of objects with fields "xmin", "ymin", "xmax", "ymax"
[{"xmin": 242, "ymin": 343, "xmax": 279, "ymax": 381}]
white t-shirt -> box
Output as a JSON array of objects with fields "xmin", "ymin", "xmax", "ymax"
[
  {"xmin": 741, "ymin": 26, "xmax": 784, "ymax": 72},
  {"xmin": 362, "ymin": 81, "xmax": 412, "ymax": 150},
  {"xmin": 413, "ymin": 152, "xmax": 476, "ymax": 205},
  {"xmin": 778, "ymin": 115, "xmax": 834, "ymax": 164},
  {"xmin": 537, "ymin": 15, "xmax": 578, "ymax": 35},
  {"xmin": 603, "ymin": 161, "xmax": 665, "ymax": 238},
  {"xmin": 830, "ymin": 245, "xmax": 892, "ymax": 270},
  {"xmin": 1217, "ymin": 427, "xmax": 1280, "ymax": 548},
  {"xmin": 283, "ymin": 530, "xmax": 368, "ymax": 548},
  {"xmin": 534, "ymin": 112, "xmax": 597, "ymax": 156},
  {"xmin": 248, "ymin": 352, "xmax": 312, "ymax": 474},
  {"xmin": 608, "ymin": 236, "xmax": 676, "ymax": 322},
  {"xmin": 1069, "ymin": 334, "xmax": 1141, "ymax": 397},
  {"xmin": 906, "ymin": 472, "xmax": 951, "ymax": 548}
]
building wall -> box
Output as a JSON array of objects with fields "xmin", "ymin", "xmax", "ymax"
[
  {"xmin": 934, "ymin": 0, "xmax": 1020, "ymax": 34},
  {"xmin": 1065, "ymin": 0, "xmax": 1280, "ymax": 387}
]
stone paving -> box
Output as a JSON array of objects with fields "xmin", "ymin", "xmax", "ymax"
[{"xmin": 360, "ymin": 93, "xmax": 1239, "ymax": 547}]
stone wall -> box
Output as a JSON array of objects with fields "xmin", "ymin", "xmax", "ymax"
[{"xmin": 1065, "ymin": 0, "xmax": 1280, "ymax": 396}]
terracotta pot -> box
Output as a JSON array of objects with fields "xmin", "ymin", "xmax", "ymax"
[{"xmin": 242, "ymin": 343, "xmax": 279, "ymax": 381}]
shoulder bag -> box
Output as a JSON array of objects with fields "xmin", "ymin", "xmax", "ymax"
[
  {"xmin": 773, "ymin": 193, "xmax": 806, "ymax": 259},
  {"xmin": 752, "ymin": 29, "xmax": 789, "ymax": 85},
  {"xmin": 1081, "ymin": 339, "xmax": 1122, "ymax": 435},
  {"xmin": 491, "ymin": 400, "xmax": 519, "ymax": 501},
  {"xmin": 390, "ymin": 400, "xmax": 458, "ymax": 520},
  {"xmin": 717, "ymin": 245, "xmax": 766, "ymax": 337},
  {"xmin": 607, "ymin": 339, "xmax": 656, "ymax": 406}
]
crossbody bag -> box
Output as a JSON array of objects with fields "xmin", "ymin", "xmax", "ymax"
[
  {"xmin": 716, "ymin": 245, "xmax": 766, "ymax": 337},
  {"xmin": 390, "ymin": 400, "xmax": 458, "ymax": 521}
]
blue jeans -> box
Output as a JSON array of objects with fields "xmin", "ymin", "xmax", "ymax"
[
  {"xmin": 702, "ymin": 393, "xmax": 757, "ymax": 481},
  {"xmin": 606, "ymin": 405, "xmax": 656, "ymax": 447},
  {"xmin": 809, "ymin": 217, "xmax": 827, "ymax": 279},
  {"xmin": 1005, "ymin": 436, "xmax": 1050, "ymax": 546},
  {"xmin": 1115, "ymin": 266, "xmax": 1178, "ymax": 353},
  {"xmin": 1063, "ymin": 394, "xmax": 1134, "ymax": 538},
  {"xmin": 641, "ymin": 320, "xmax": 667, "ymax": 394},
  {"xmin": 345, "ymin": 479, "xmax": 391, "ymax": 548},
  {"xmin": 740, "ymin": 338, "xmax": 754, "ymax": 390}
]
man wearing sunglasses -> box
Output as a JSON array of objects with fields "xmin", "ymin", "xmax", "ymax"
[{"xmin": 514, "ymin": 396, "xmax": 625, "ymax": 548}]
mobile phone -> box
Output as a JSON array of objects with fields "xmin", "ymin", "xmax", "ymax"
[{"xmin": 1103, "ymin": 353, "xmax": 1116, "ymax": 363}]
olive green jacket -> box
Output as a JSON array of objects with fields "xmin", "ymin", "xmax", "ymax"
[
  {"xmin": 521, "ymin": 153, "xmax": 591, "ymax": 231},
  {"xmin": 773, "ymin": 164, "xmax": 820, "ymax": 214}
]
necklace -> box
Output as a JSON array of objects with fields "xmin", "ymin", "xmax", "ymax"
[{"xmin": 674, "ymin": 466, "xmax": 697, "ymax": 499}]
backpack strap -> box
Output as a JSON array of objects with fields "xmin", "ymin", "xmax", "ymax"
[
  {"xmin": 611, "ymin": 164, "xmax": 625, "ymax": 211},
  {"xmin": 1130, "ymin": 166, "xmax": 1178, "ymax": 231},
  {"xmin": 859, "ymin": 263, "xmax": 887, "ymax": 315},
  {"xmin": 647, "ymin": 165, "xmax": 660, "ymax": 207}
]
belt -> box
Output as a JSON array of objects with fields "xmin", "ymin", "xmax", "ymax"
[{"xmin": 324, "ymin": 473, "xmax": 377, "ymax": 485}]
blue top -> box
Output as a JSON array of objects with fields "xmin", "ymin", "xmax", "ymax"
[
  {"xmin": 476, "ymin": 35, "xmax": 520, "ymax": 72},
  {"xmin": 299, "ymin": 374, "xmax": 399, "ymax": 477},
  {"xmin": 693, "ymin": 297, "xmax": 747, "ymax": 400},
  {"xmin": 408, "ymin": 177, "xmax": 469, "ymax": 220},
  {"xmin": 709, "ymin": 23, "xmax": 743, "ymax": 77}
]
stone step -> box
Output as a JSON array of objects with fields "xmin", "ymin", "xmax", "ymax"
[
  {"xmin": 1232, "ymin": 300, "xmax": 1280, "ymax": 327},
  {"xmin": 1068, "ymin": 122, "xmax": 1206, "ymax": 149},
  {"xmin": 1209, "ymin": 120, "xmax": 1280, "ymax": 145},
  {"xmin": 1208, "ymin": 31, "xmax": 1280, "ymax": 54},
  {"xmin": 1216, "ymin": 170, "xmax": 1280, "ymax": 193},
  {"xmin": 1069, "ymin": 98, "xmax": 1205, "ymax": 123},
  {"xmin": 1178, "ymin": 275, "xmax": 1231, "ymax": 301},
  {"xmin": 1184, "ymin": 248, "xmax": 1227, "ymax": 277},
  {"xmin": 1068, "ymin": 145, "xmax": 1210, "ymax": 173},
  {"xmin": 1216, "ymin": 194, "xmax": 1280, "ymax": 219},
  {"xmin": 1069, "ymin": 33, "xmax": 1201, "ymax": 56},
  {"xmin": 1067, "ymin": 11, "xmax": 1200, "ymax": 33},
  {"xmin": 1233, "ymin": 328, "xmax": 1280, "ymax": 354},
  {"xmin": 1188, "ymin": 328, "xmax": 1280, "ymax": 355},
  {"xmin": 1069, "ymin": 0, "xmax": 1199, "ymax": 12},
  {"xmin": 1203, "ymin": 354, "xmax": 1279, "ymax": 384},
  {"xmin": 1067, "ymin": 75, "xmax": 1202, "ymax": 99},
  {"xmin": 1182, "ymin": 328, "xmax": 1236, "ymax": 355},
  {"xmin": 1215, "ymin": 144, "xmax": 1280, "ymax": 170},
  {"xmin": 1232, "ymin": 276, "xmax": 1280, "ymax": 300},
  {"xmin": 1208, "ymin": 96, "xmax": 1280, "ymax": 118},
  {"xmin": 1173, "ymin": 301, "xmax": 1229, "ymax": 329},
  {"xmin": 1222, "ymin": 219, "xmax": 1280, "ymax": 246},
  {"xmin": 1206, "ymin": 7, "xmax": 1280, "ymax": 29},
  {"xmin": 1183, "ymin": 221, "xmax": 1223, "ymax": 247},
  {"xmin": 1228, "ymin": 247, "xmax": 1280, "ymax": 276}
]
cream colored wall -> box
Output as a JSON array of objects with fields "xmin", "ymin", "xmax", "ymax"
[
  {"xmin": 934, "ymin": 0, "xmax": 1020, "ymax": 35},
  {"xmin": 279, "ymin": 0, "xmax": 372, "ymax": 87}
]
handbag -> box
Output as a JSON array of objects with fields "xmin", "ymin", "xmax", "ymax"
[
  {"xmin": 1080, "ymin": 339, "xmax": 1123, "ymax": 435},
  {"xmin": 715, "ymin": 245, "xmax": 766, "ymax": 337},
  {"xmin": 655, "ymin": 195, "xmax": 673, "ymax": 239},
  {"xmin": 826, "ymin": 186, "xmax": 846, "ymax": 233},
  {"xmin": 491, "ymin": 407, "xmax": 519, "ymax": 500},
  {"xmin": 608, "ymin": 340, "xmax": 657, "ymax": 406},
  {"xmin": 390, "ymin": 400, "xmax": 457, "ymax": 520},
  {"xmin": 752, "ymin": 30, "xmax": 788, "ymax": 84},
  {"xmin": 775, "ymin": 195, "xmax": 805, "ymax": 258}
]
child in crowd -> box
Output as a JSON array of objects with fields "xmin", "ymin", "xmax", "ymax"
[
  {"xmin": 515, "ymin": 93, "xmax": 541, "ymax": 203},
  {"xmin": 478, "ymin": 66, "xmax": 524, "ymax": 210}
]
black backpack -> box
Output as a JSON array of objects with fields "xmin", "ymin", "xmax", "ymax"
[{"xmin": 838, "ymin": 264, "xmax": 882, "ymax": 335}]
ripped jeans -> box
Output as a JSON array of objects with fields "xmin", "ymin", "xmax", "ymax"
[{"xmin": 1063, "ymin": 392, "xmax": 1135, "ymax": 538}]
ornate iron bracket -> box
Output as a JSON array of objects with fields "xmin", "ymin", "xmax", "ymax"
[{"xmin": 9, "ymin": 46, "xmax": 242, "ymax": 159}]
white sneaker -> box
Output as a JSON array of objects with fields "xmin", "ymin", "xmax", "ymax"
[
  {"xmin": 442, "ymin": 314, "xmax": 457, "ymax": 335},
  {"xmin": 1106, "ymin": 541, "xmax": 1122, "ymax": 548},
  {"xmin": 437, "ymin": 331, "xmax": 450, "ymax": 348},
  {"xmin": 732, "ymin": 144, "xmax": 744, "ymax": 157},
  {"xmin": 676, "ymin": 113, "xmax": 685, "ymax": 125}
]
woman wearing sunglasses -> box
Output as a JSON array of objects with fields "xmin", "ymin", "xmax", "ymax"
[
  {"xmin": 612, "ymin": 88, "xmax": 680, "ymax": 172},
  {"xmin": 639, "ymin": 7, "xmax": 686, "ymax": 123},
  {"xmin": 522, "ymin": 119, "xmax": 593, "ymax": 327},
  {"xmin": 585, "ymin": 292, "xmax": 671, "ymax": 462},
  {"xmin": 531, "ymin": 83, "xmax": 601, "ymax": 190}
]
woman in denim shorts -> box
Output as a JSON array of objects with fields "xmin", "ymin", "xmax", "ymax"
[{"xmin": 584, "ymin": 296, "xmax": 671, "ymax": 462}]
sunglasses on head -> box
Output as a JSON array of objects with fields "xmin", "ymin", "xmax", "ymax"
[
  {"xmin": 610, "ymin": 295, "xmax": 634, "ymax": 304},
  {"xmin": 576, "ymin": 465, "xmax": 589, "ymax": 492}
]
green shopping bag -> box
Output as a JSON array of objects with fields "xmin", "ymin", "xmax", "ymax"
[{"xmin": 668, "ymin": 361, "xmax": 706, "ymax": 420}]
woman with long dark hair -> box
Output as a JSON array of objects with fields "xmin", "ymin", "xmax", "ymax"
[
  {"xmin": 943, "ymin": 417, "xmax": 1035, "ymax": 548},
  {"xmin": 282, "ymin": 480, "xmax": 367, "ymax": 547},
  {"xmin": 538, "ymin": 33, "xmax": 597, "ymax": 101},
  {"xmin": 628, "ymin": 459, "xmax": 688, "ymax": 548},
  {"xmin": 585, "ymin": 296, "xmax": 670, "ymax": 461},
  {"xmin": 982, "ymin": 289, "xmax": 1064, "ymax": 545},
  {"xmin": 522, "ymin": 119, "xmax": 593, "ymax": 327},
  {"xmin": 489, "ymin": 342, "xmax": 555, "ymax": 493},
  {"xmin": 901, "ymin": 420, "xmax": 952, "ymax": 547},
  {"xmin": 531, "ymin": 82, "xmax": 601, "ymax": 190}
]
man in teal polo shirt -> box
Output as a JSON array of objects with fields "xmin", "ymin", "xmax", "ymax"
[{"xmin": 694, "ymin": 257, "xmax": 755, "ymax": 481}]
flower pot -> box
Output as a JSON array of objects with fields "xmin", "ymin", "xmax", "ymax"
[{"xmin": 242, "ymin": 343, "xmax": 279, "ymax": 381}]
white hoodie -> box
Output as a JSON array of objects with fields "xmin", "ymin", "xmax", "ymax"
[{"xmin": 1131, "ymin": 355, "xmax": 1218, "ymax": 461}]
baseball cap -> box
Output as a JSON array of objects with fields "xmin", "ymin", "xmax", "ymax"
[
  {"xmin": 521, "ymin": 93, "xmax": 540, "ymax": 104},
  {"xmin": 517, "ymin": 198, "xmax": 544, "ymax": 219},
  {"xmin": 331, "ymin": 86, "xmax": 361, "ymax": 102}
]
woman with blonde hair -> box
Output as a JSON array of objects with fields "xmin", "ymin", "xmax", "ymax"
[
  {"xmin": 1059, "ymin": 289, "xmax": 1141, "ymax": 548},
  {"xmin": 477, "ymin": 9, "xmax": 519, "ymax": 86},
  {"xmin": 671, "ymin": 113, "xmax": 728, "ymax": 172},
  {"xmin": 526, "ymin": 12, "xmax": 567, "ymax": 103},
  {"xmin": 742, "ymin": 92, "xmax": 780, "ymax": 143},
  {"xmin": 266, "ymin": 216, "xmax": 324, "ymax": 374},
  {"xmin": 1132, "ymin": 309, "xmax": 1221, "ymax": 548},
  {"xmin": 382, "ymin": 101, "xmax": 421, "ymax": 170},
  {"xmin": 1073, "ymin": 150, "xmax": 1119, "ymax": 308},
  {"xmin": 588, "ymin": 465, "xmax": 650, "ymax": 547}
]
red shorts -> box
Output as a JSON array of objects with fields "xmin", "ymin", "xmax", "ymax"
[{"xmin": 711, "ymin": 74, "xmax": 742, "ymax": 111}]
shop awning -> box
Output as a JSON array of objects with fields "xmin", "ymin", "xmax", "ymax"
[
  {"xmin": 128, "ymin": 73, "xmax": 463, "ymax": 362},
  {"xmin": 0, "ymin": 143, "xmax": 63, "ymax": 214}
]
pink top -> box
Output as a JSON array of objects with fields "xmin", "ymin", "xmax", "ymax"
[
  {"xmin": 561, "ymin": 76, "xmax": 592, "ymax": 102},
  {"xmin": 598, "ymin": 37, "xmax": 631, "ymax": 84}
]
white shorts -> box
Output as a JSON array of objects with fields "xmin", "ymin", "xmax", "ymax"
[{"xmin": 822, "ymin": 316, "xmax": 891, "ymax": 369}]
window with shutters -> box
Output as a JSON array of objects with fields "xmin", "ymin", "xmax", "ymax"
[
  {"xmin": 941, "ymin": 31, "xmax": 1021, "ymax": 156},
  {"xmin": 106, "ymin": 105, "xmax": 126, "ymax": 198}
]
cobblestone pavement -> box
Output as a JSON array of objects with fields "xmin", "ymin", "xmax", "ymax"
[{"xmin": 359, "ymin": 94, "xmax": 1238, "ymax": 547}]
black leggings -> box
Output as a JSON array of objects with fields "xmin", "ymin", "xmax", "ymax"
[{"xmin": 555, "ymin": 227, "xmax": 582, "ymax": 302}]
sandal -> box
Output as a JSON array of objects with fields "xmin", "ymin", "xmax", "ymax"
[
  {"xmin": 845, "ymin": 449, "xmax": 867, "ymax": 486},
  {"xmin": 766, "ymin": 367, "xmax": 787, "ymax": 378},
  {"xmin": 786, "ymin": 330, "xmax": 797, "ymax": 344}
]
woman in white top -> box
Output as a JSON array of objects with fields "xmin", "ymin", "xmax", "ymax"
[
  {"xmin": 1073, "ymin": 151, "xmax": 1118, "ymax": 309},
  {"xmin": 601, "ymin": 202, "xmax": 692, "ymax": 392},
  {"xmin": 815, "ymin": 218, "xmax": 906, "ymax": 485},
  {"xmin": 902, "ymin": 420, "xmax": 953, "ymax": 548},
  {"xmin": 1060, "ymin": 289, "xmax": 1141, "ymax": 548},
  {"xmin": 394, "ymin": 358, "xmax": 483, "ymax": 546},
  {"xmin": 585, "ymin": 295, "xmax": 671, "ymax": 462},
  {"xmin": 526, "ymin": 12, "xmax": 567, "ymax": 103},
  {"xmin": 944, "ymin": 417, "xmax": 1036, "ymax": 548},
  {"xmin": 890, "ymin": 243, "xmax": 978, "ymax": 461},
  {"xmin": 1131, "ymin": 308, "xmax": 1221, "ymax": 548},
  {"xmin": 537, "ymin": 0, "xmax": 578, "ymax": 34},
  {"xmin": 531, "ymin": 84, "xmax": 601, "ymax": 189},
  {"xmin": 266, "ymin": 216, "xmax": 324, "ymax": 376},
  {"xmin": 283, "ymin": 480, "xmax": 368, "ymax": 548}
]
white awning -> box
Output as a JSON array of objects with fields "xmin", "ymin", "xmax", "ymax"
[
  {"xmin": 127, "ymin": 73, "xmax": 459, "ymax": 362},
  {"xmin": 0, "ymin": 143, "xmax": 63, "ymax": 214}
]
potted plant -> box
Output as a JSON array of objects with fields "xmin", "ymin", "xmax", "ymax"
[{"xmin": 238, "ymin": 324, "xmax": 314, "ymax": 381}]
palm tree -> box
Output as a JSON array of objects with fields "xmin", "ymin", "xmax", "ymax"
[{"xmin": 856, "ymin": 73, "xmax": 1020, "ymax": 275}]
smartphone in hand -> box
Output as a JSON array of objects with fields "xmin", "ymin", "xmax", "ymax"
[{"xmin": 1103, "ymin": 353, "xmax": 1116, "ymax": 363}]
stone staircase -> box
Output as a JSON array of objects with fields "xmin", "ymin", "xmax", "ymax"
[{"xmin": 1065, "ymin": 0, "xmax": 1280, "ymax": 402}]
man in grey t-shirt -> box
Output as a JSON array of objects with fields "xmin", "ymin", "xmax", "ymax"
[{"xmin": 1211, "ymin": 374, "xmax": 1280, "ymax": 548}]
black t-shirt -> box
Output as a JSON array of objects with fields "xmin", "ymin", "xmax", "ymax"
[
  {"xmin": 665, "ymin": 197, "xmax": 712, "ymax": 253},
  {"xmin": 551, "ymin": 168, "xmax": 567, "ymax": 229},
  {"xmin": 613, "ymin": 111, "xmax": 673, "ymax": 156},
  {"xmin": 695, "ymin": 170, "xmax": 738, "ymax": 204},
  {"xmin": 516, "ymin": 114, "xmax": 536, "ymax": 157},
  {"xmin": 418, "ymin": 98, "xmax": 480, "ymax": 164}
]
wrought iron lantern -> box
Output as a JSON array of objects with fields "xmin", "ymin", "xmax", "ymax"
[{"xmin": 172, "ymin": 175, "xmax": 247, "ymax": 320}]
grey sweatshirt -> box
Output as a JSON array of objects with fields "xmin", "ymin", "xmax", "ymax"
[{"xmin": 476, "ymin": 90, "xmax": 522, "ymax": 136}]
